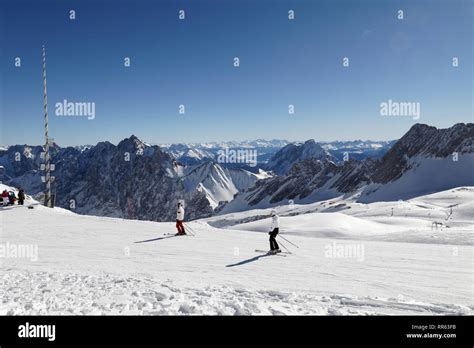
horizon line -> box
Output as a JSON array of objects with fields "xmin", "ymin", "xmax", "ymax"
[{"xmin": 2, "ymin": 122, "xmax": 472, "ymax": 148}]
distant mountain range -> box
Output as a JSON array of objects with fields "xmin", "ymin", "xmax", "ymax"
[
  {"xmin": 158, "ymin": 139, "xmax": 395, "ymax": 170},
  {"xmin": 218, "ymin": 123, "xmax": 474, "ymax": 214},
  {"xmin": 1, "ymin": 124, "xmax": 472, "ymax": 221},
  {"xmin": 0, "ymin": 137, "xmax": 206, "ymax": 221},
  {"xmin": 0, "ymin": 136, "xmax": 264, "ymax": 221}
]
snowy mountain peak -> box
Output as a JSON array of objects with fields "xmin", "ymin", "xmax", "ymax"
[
  {"xmin": 181, "ymin": 160, "xmax": 264, "ymax": 209},
  {"xmin": 115, "ymin": 135, "xmax": 155, "ymax": 158},
  {"xmin": 265, "ymin": 139, "xmax": 335, "ymax": 175},
  {"xmin": 300, "ymin": 139, "xmax": 328, "ymax": 158},
  {"xmin": 118, "ymin": 134, "xmax": 146, "ymax": 149}
]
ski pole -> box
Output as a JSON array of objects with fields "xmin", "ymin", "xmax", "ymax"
[
  {"xmin": 277, "ymin": 239, "xmax": 292, "ymax": 254},
  {"xmin": 185, "ymin": 223, "xmax": 195, "ymax": 233},
  {"xmin": 277, "ymin": 234, "xmax": 299, "ymax": 248},
  {"xmin": 184, "ymin": 222, "xmax": 196, "ymax": 236}
]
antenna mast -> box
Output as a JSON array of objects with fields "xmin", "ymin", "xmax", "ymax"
[{"xmin": 42, "ymin": 45, "xmax": 53, "ymax": 207}]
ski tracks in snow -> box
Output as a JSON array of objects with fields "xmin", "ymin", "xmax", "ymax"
[{"xmin": 1, "ymin": 270, "xmax": 471, "ymax": 316}]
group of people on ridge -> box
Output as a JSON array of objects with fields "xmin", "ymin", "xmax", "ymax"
[
  {"xmin": 174, "ymin": 201, "xmax": 281, "ymax": 254},
  {"xmin": 1, "ymin": 188, "xmax": 25, "ymax": 206}
]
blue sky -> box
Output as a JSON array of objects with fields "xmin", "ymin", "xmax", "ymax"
[{"xmin": 1, "ymin": 0, "xmax": 472, "ymax": 146}]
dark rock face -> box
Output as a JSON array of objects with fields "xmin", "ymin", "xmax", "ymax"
[
  {"xmin": 52, "ymin": 136, "xmax": 213, "ymax": 221},
  {"xmin": 330, "ymin": 159, "xmax": 378, "ymax": 193},
  {"xmin": 0, "ymin": 144, "xmax": 60, "ymax": 194},
  {"xmin": 239, "ymin": 158, "xmax": 375, "ymax": 207},
  {"xmin": 0, "ymin": 144, "xmax": 60, "ymax": 179},
  {"xmin": 371, "ymin": 123, "xmax": 474, "ymax": 184}
]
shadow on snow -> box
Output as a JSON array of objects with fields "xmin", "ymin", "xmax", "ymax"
[
  {"xmin": 134, "ymin": 235, "xmax": 176, "ymax": 243},
  {"xmin": 225, "ymin": 253, "xmax": 272, "ymax": 267}
]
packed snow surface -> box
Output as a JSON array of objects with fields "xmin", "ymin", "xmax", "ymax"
[{"xmin": 0, "ymin": 184, "xmax": 472, "ymax": 315}]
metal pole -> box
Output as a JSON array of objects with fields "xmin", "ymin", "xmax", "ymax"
[
  {"xmin": 277, "ymin": 234, "xmax": 299, "ymax": 248},
  {"xmin": 184, "ymin": 222, "xmax": 196, "ymax": 236},
  {"xmin": 42, "ymin": 45, "xmax": 52, "ymax": 208},
  {"xmin": 276, "ymin": 238, "xmax": 292, "ymax": 254}
]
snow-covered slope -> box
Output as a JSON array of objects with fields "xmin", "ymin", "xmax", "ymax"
[
  {"xmin": 219, "ymin": 158, "xmax": 375, "ymax": 214},
  {"xmin": 211, "ymin": 187, "xmax": 474, "ymax": 245},
  {"xmin": 163, "ymin": 144, "xmax": 215, "ymax": 165},
  {"xmin": 0, "ymin": 187, "xmax": 472, "ymax": 315},
  {"xmin": 359, "ymin": 123, "xmax": 474, "ymax": 201},
  {"xmin": 180, "ymin": 162, "xmax": 269, "ymax": 209},
  {"xmin": 359, "ymin": 154, "xmax": 474, "ymax": 202}
]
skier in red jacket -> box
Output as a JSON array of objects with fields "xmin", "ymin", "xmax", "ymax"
[
  {"xmin": 1, "ymin": 190, "xmax": 9, "ymax": 206},
  {"xmin": 175, "ymin": 202, "xmax": 186, "ymax": 235}
]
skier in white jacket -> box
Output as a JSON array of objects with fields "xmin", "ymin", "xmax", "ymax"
[
  {"xmin": 268, "ymin": 210, "xmax": 281, "ymax": 253},
  {"xmin": 175, "ymin": 202, "xmax": 186, "ymax": 235}
]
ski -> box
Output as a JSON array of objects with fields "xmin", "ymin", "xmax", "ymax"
[
  {"xmin": 254, "ymin": 249, "xmax": 289, "ymax": 256},
  {"xmin": 255, "ymin": 249, "xmax": 291, "ymax": 254},
  {"xmin": 163, "ymin": 233, "xmax": 192, "ymax": 237}
]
